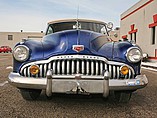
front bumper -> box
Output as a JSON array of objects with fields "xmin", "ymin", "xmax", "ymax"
[{"xmin": 8, "ymin": 71, "xmax": 148, "ymax": 96}]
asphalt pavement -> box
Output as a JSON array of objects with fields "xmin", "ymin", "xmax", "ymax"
[{"xmin": 0, "ymin": 54, "xmax": 157, "ymax": 118}]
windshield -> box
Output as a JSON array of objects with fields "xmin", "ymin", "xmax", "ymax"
[{"xmin": 46, "ymin": 21, "xmax": 107, "ymax": 35}]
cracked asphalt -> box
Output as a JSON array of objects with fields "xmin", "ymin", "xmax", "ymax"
[{"xmin": 0, "ymin": 54, "xmax": 157, "ymax": 118}]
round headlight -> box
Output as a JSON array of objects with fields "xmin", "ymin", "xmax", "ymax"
[
  {"xmin": 13, "ymin": 45, "xmax": 29, "ymax": 61},
  {"xmin": 126, "ymin": 47, "xmax": 142, "ymax": 63}
]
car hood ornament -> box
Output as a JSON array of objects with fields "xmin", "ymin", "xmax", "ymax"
[{"xmin": 72, "ymin": 45, "xmax": 84, "ymax": 52}]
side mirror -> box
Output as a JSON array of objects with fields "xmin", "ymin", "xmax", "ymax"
[
  {"xmin": 101, "ymin": 26, "xmax": 106, "ymax": 34},
  {"xmin": 107, "ymin": 22, "xmax": 113, "ymax": 29}
]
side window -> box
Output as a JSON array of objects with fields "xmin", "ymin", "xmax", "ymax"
[
  {"xmin": 128, "ymin": 24, "xmax": 137, "ymax": 43},
  {"xmin": 47, "ymin": 26, "xmax": 53, "ymax": 35},
  {"xmin": 149, "ymin": 14, "xmax": 157, "ymax": 45},
  {"xmin": 151, "ymin": 26, "xmax": 156, "ymax": 45}
]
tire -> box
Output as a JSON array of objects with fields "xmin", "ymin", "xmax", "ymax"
[
  {"xmin": 20, "ymin": 88, "xmax": 41, "ymax": 100},
  {"xmin": 114, "ymin": 91, "xmax": 132, "ymax": 103}
]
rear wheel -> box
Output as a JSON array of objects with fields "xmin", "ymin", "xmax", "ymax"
[
  {"xmin": 114, "ymin": 91, "xmax": 132, "ymax": 103},
  {"xmin": 20, "ymin": 88, "xmax": 41, "ymax": 100}
]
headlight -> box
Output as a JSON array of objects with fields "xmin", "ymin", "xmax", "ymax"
[
  {"xmin": 126, "ymin": 47, "xmax": 142, "ymax": 63},
  {"xmin": 13, "ymin": 45, "xmax": 29, "ymax": 61}
]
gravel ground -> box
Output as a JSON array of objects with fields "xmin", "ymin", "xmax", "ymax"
[{"xmin": 0, "ymin": 54, "xmax": 157, "ymax": 118}]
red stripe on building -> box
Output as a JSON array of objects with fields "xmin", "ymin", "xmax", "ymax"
[
  {"xmin": 149, "ymin": 57, "xmax": 157, "ymax": 60},
  {"xmin": 121, "ymin": 0, "xmax": 154, "ymax": 20}
]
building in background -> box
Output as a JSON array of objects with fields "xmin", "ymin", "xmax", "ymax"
[
  {"xmin": 0, "ymin": 31, "xmax": 44, "ymax": 49},
  {"xmin": 120, "ymin": 0, "xmax": 157, "ymax": 61}
]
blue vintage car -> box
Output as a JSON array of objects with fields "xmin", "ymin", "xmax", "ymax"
[{"xmin": 8, "ymin": 19, "xmax": 148, "ymax": 102}]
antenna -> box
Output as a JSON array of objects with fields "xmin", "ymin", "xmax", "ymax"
[
  {"xmin": 76, "ymin": 0, "xmax": 80, "ymax": 45},
  {"xmin": 76, "ymin": 0, "xmax": 80, "ymax": 30}
]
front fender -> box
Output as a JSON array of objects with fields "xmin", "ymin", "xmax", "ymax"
[{"xmin": 13, "ymin": 40, "xmax": 44, "ymax": 72}]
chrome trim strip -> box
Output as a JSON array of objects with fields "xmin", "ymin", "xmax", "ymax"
[{"xmin": 21, "ymin": 55, "xmax": 129, "ymax": 70}]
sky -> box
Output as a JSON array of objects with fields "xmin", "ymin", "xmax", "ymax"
[{"xmin": 0, "ymin": 0, "xmax": 140, "ymax": 32}]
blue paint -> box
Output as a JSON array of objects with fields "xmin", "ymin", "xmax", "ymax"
[{"xmin": 12, "ymin": 29, "xmax": 141, "ymax": 75}]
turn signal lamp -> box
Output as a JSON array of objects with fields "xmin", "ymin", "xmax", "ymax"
[
  {"xmin": 120, "ymin": 65, "xmax": 129, "ymax": 75},
  {"xmin": 29, "ymin": 65, "xmax": 40, "ymax": 75}
]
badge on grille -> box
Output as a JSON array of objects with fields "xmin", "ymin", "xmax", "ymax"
[{"xmin": 72, "ymin": 45, "xmax": 84, "ymax": 52}]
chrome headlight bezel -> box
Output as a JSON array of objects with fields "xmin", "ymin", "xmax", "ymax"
[
  {"xmin": 13, "ymin": 45, "xmax": 29, "ymax": 62},
  {"xmin": 126, "ymin": 47, "xmax": 143, "ymax": 63}
]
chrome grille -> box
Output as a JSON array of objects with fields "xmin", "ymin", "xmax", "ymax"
[{"xmin": 20, "ymin": 55, "xmax": 135, "ymax": 79}]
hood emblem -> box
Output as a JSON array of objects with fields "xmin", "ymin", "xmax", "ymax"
[{"xmin": 72, "ymin": 45, "xmax": 84, "ymax": 52}]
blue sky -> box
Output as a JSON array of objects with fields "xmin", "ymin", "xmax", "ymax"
[{"xmin": 0, "ymin": 0, "xmax": 139, "ymax": 32}]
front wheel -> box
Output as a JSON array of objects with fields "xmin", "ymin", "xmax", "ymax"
[
  {"xmin": 114, "ymin": 91, "xmax": 132, "ymax": 103},
  {"xmin": 20, "ymin": 88, "xmax": 42, "ymax": 100}
]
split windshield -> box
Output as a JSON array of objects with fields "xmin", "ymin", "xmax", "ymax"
[{"xmin": 46, "ymin": 21, "xmax": 107, "ymax": 35}]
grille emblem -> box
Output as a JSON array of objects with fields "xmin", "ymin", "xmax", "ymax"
[{"xmin": 72, "ymin": 45, "xmax": 84, "ymax": 52}]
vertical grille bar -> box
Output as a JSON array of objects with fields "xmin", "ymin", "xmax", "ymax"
[
  {"xmin": 82, "ymin": 60, "xmax": 85, "ymax": 74},
  {"xmin": 129, "ymin": 69, "xmax": 131, "ymax": 79},
  {"xmin": 57, "ymin": 61, "xmax": 60, "ymax": 74},
  {"xmin": 39, "ymin": 65, "xmax": 42, "ymax": 77},
  {"xmin": 86, "ymin": 60, "xmax": 89, "ymax": 75},
  {"xmin": 72, "ymin": 60, "xmax": 74, "ymax": 74},
  {"xmin": 100, "ymin": 61, "xmax": 103, "ymax": 75},
  {"xmin": 44, "ymin": 64, "xmax": 47, "ymax": 77},
  {"xmin": 113, "ymin": 66, "xmax": 116, "ymax": 79},
  {"xmin": 109, "ymin": 65, "xmax": 112, "ymax": 78},
  {"xmin": 48, "ymin": 63, "xmax": 51, "ymax": 69},
  {"xmin": 62, "ymin": 60, "xmax": 65, "ymax": 74},
  {"xmin": 105, "ymin": 64, "xmax": 107, "ymax": 71},
  {"xmin": 77, "ymin": 60, "xmax": 79, "ymax": 74},
  {"xmin": 67, "ymin": 60, "xmax": 70, "ymax": 74},
  {"xmin": 24, "ymin": 68, "xmax": 27, "ymax": 77},
  {"xmin": 27, "ymin": 67, "xmax": 30, "ymax": 77},
  {"xmin": 117, "ymin": 66, "xmax": 120, "ymax": 79},
  {"xmin": 53, "ymin": 61, "xmax": 56, "ymax": 74},
  {"xmin": 91, "ymin": 61, "xmax": 94, "ymax": 75},
  {"xmin": 96, "ymin": 61, "xmax": 99, "ymax": 75}
]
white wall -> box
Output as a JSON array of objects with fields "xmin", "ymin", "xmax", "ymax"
[{"xmin": 120, "ymin": 0, "xmax": 157, "ymax": 58}]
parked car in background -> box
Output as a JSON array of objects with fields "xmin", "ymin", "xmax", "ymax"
[
  {"xmin": 8, "ymin": 19, "xmax": 148, "ymax": 103},
  {"xmin": 0, "ymin": 46, "xmax": 12, "ymax": 53}
]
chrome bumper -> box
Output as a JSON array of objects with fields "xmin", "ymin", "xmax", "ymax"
[{"xmin": 8, "ymin": 71, "xmax": 148, "ymax": 97}]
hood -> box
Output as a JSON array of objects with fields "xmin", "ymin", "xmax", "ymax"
[{"xmin": 42, "ymin": 30, "xmax": 113, "ymax": 59}]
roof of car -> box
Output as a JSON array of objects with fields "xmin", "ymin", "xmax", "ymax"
[{"xmin": 48, "ymin": 19, "xmax": 106, "ymax": 25}]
